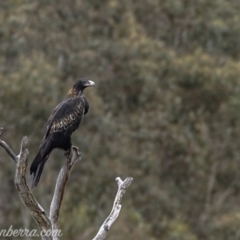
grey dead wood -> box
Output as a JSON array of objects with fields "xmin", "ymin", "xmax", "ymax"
[
  {"xmin": 0, "ymin": 128, "xmax": 80, "ymax": 240},
  {"xmin": 49, "ymin": 146, "xmax": 81, "ymax": 239},
  {"xmin": 92, "ymin": 177, "xmax": 133, "ymax": 240},
  {"xmin": 15, "ymin": 136, "xmax": 52, "ymax": 240},
  {"xmin": 0, "ymin": 128, "xmax": 133, "ymax": 240}
]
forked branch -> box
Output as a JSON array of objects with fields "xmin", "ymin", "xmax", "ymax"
[
  {"xmin": 0, "ymin": 129, "xmax": 81, "ymax": 240},
  {"xmin": 0, "ymin": 128, "xmax": 133, "ymax": 240}
]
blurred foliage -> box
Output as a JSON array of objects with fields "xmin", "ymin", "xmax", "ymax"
[{"xmin": 1, "ymin": 0, "xmax": 240, "ymax": 239}]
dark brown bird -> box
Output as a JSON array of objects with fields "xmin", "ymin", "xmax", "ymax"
[{"xmin": 30, "ymin": 79, "xmax": 95, "ymax": 188}]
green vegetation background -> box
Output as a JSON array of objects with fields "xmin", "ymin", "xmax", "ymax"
[{"xmin": 1, "ymin": 0, "xmax": 240, "ymax": 239}]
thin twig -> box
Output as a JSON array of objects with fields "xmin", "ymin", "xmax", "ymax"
[{"xmin": 0, "ymin": 128, "xmax": 17, "ymax": 162}]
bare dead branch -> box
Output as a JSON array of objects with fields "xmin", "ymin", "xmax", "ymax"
[
  {"xmin": 49, "ymin": 146, "xmax": 81, "ymax": 237},
  {"xmin": 92, "ymin": 177, "xmax": 133, "ymax": 240},
  {"xmin": 15, "ymin": 136, "xmax": 52, "ymax": 240},
  {"xmin": 0, "ymin": 128, "xmax": 17, "ymax": 162}
]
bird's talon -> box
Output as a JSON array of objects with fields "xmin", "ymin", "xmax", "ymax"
[{"xmin": 64, "ymin": 150, "xmax": 71, "ymax": 158}]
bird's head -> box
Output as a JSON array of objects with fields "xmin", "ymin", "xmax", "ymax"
[{"xmin": 68, "ymin": 79, "xmax": 95, "ymax": 97}]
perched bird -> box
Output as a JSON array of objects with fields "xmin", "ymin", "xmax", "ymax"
[{"xmin": 30, "ymin": 79, "xmax": 95, "ymax": 188}]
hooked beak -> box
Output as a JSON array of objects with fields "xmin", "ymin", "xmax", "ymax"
[{"xmin": 85, "ymin": 80, "xmax": 95, "ymax": 88}]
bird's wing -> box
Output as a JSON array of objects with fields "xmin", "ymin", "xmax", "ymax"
[
  {"xmin": 43, "ymin": 96, "xmax": 85, "ymax": 139},
  {"xmin": 43, "ymin": 101, "xmax": 65, "ymax": 139}
]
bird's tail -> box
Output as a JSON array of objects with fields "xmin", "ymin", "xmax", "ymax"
[{"xmin": 30, "ymin": 144, "xmax": 51, "ymax": 188}]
